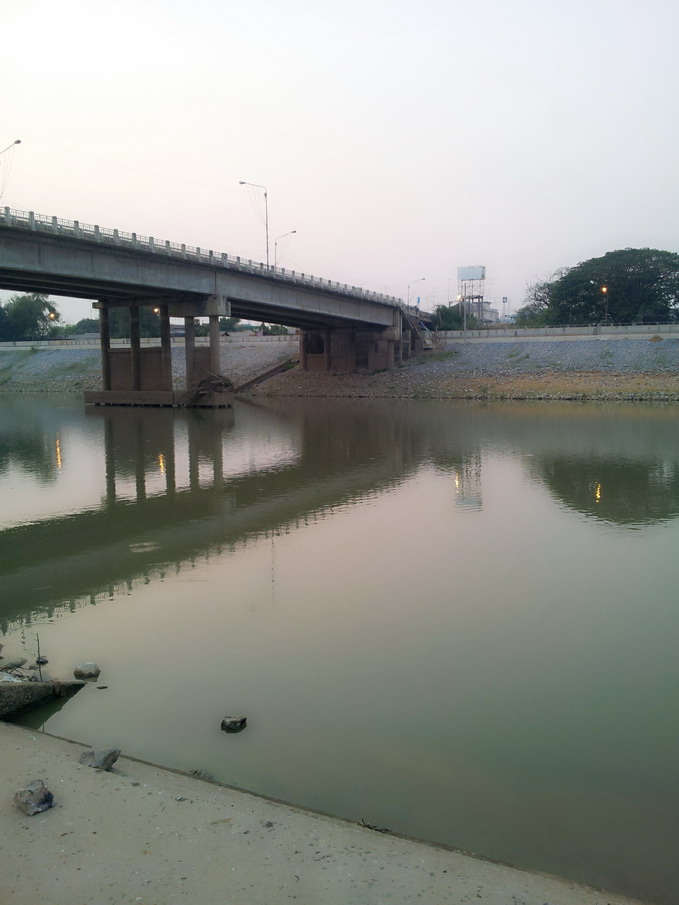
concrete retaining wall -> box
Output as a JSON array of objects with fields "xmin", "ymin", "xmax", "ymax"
[{"xmin": 0, "ymin": 680, "xmax": 84, "ymax": 720}]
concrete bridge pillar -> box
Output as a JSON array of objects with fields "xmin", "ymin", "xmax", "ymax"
[
  {"xmin": 130, "ymin": 305, "xmax": 141, "ymax": 391},
  {"xmin": 99, "ymin": 303, "xmax": 112, "ymax": 391},
  {"xmin": 299, "ymin": 332, "xmax": 307, "ymax": 371},
  {"xmin": 324, "ymin": 329, "xmax": 332, "ymax": 371},
  {"xmin": 209, "ymin": 315, "xmax": 221, "ymax": 374},
  {"xmin": 159, "ymin": 304, "xmax": 172, "ymax": 388},
  {"xmin": 184, "ymin": 316, "xmax": 196, "ymax": 387},
  {"xmin": 88, "ymin": 299, "xmax": 232, "ymax": 408}
]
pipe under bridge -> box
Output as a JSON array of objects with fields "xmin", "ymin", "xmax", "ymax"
[{"xmin": 0, "ymin": 208, "xmax": 429, "ymax": 405}]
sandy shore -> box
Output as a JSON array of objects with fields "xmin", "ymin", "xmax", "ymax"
[{"xmin": 0, "ymin": 722, "xmax": 644, "ymax": 905}]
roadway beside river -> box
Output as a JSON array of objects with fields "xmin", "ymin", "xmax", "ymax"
[{"xmin": 1, "ymin": 336, "xmax": 679, "ymax": 400}]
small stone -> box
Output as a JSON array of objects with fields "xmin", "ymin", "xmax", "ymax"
[
  {"xmin": 14, "ymin": 780, "xmax": 55, "ymax": 816},
  {"xmin": 221, "ymin": 716, "xmax": 247, "ymax": 733},
  {"xmin": 36, "ymin": 656, "xmax": 49, "ymax": 665},
  {"xmin": 1, "ymin": 657, "xmax": 27, "ymax": 670},
  {"xmin": 79, "ymin": 747, "xmax": 121, "ymax": 771},
  {"xmin": 74, "ymin": 662, "xmax": 101, "ymax": 679}
]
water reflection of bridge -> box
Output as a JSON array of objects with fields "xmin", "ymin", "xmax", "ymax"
[
  {"xmin": 2, "ymin": 399, "xmax": 679, "ymax": 630},
  {"xmin": 0, "ymin": 401, "xmax": 426, "ymax": 628}
]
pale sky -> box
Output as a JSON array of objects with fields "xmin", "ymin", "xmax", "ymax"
[{"xmin": 2, "ymin": 0, "xmax": 678, "ymax": 323}]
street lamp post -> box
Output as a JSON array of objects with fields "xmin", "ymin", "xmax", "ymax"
[
  {"xmin": 407, "ymin": 277, "xmax": 425, "ymax": 307},
  {"xmin": 274, "ymin": 230, "xmax": 297, "ymax": 268},
  {"xmin": 601, "ymin": 285, "xmax": 609, "ymax": 324},
  {"xmin": 0, "ymin": 139, "xmax": 21, "ymax": 156},
  {"xmin": 239, "ymin": 180, "xmax": 269, "ymax": 267}
]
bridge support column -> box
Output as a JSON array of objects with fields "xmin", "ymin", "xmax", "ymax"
[
  {"xmin": 324, "ymin": 330, "xmax": 331, "ymax": 371},
  {"xmin": 130, "ymin": 306, "xmax": 141, "ymax": 391},
  {"xmin": 299, "ymin": 332, "xmax": 308, "ymax": 371},
  {"xmin": 209, "ymin": 315, "xmax": 221, "ymax": 374},
  {"xmin": 347, "ymin": 330, "xmax": 357, "ymax": 371},
  {"xmin": 159, "ymin": 304, "xmax": 172, "ymax": 388},
  {"xmin": 184, "ymin": 316, "xmax": 196, "ymax": 387},
  {"xmin": 99, "ymin": 303, "xmax": 111, "ymax": 391}
]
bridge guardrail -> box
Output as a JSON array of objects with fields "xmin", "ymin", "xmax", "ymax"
[{"xmin": 2, "ymin": 206, "xmax": 406, "ymax": 311}]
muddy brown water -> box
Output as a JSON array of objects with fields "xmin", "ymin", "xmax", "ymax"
[{"xmin": 1, "ymin": 394, "xmax": 677, "ymax": 904}]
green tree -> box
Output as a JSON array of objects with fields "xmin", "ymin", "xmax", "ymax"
[
  {"xmin": 1, "ymin": 293, "xmax": 60, "ymax": 340},
  {"xmin": 513, "ymin": 280, "xmax": 554, "ymax": 326},
  {"xmin": 219, "ymin": 316, "xmax": 241, "ymax": 333},
  {"xmin": 66, "ymin": 317, "xmax": 100, "ymax": 335},
  {"xmin": 108, "ymin": 307, "xmax": 161, "ymax": 338},
  {"xmin": 515, "ymin": 250, "xmax": 679, "ymax": 326},
  {"xmin": 433, "ymin": 304, "xmax": 481, "ymax": 330}
]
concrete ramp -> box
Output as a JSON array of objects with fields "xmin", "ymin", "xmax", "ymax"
[{"xmin": 235, "ymin": 357, "xmax": 298, "ymax": 393}]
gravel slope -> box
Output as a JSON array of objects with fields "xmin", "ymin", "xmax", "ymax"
[
  {"xmin": 0, "ymin": 340, "xmax": 299, "ymax": 394},
  {"xmin": 1, "ymin": 337, "xmax": 678, "ymax": 400}
]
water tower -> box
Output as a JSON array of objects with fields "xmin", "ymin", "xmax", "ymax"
[{"xmin": 457, "ymin": 266, "xmax": 486, "ymax": 323}]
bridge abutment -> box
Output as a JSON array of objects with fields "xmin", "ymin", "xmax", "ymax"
[{"xmin": 299, "ymin": 312, "xmax": 411, "ymax": 373}]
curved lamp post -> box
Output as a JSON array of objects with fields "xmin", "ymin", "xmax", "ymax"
[
  {"xmin": 0, "ymin": 139, "xmax": 21, "ymax": 156},
  {"xmin": 274, "ymin": 230, "xmax": 297, "ymax": 268},
  {"xmin": 239, "ymin": 180, "xmax": 269, "ymax": 267},
  {"xmin": 407, "ymin": 277, "xmax": 425, "ymax": 306}
]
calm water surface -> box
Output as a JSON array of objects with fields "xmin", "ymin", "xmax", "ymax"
[{"xmin": 1, "ymin": 394, "xmax": 678, "ymax": 904}]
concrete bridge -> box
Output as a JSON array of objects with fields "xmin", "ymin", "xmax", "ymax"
[{"xmin": 0, "ymin": 207, "xmax": 427, "ymax": 405}]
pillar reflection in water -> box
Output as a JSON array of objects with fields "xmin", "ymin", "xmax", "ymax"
[{"xmin": 94, "ymin": 405, "xmax": 235, "ymax": 507}]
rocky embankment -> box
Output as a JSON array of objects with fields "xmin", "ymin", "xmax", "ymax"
[
  {"xmin": 1, "ymin": 336, "xmax": 679, "ymax": 401},
  {"xmin": 252, "ymin": 336, "xmax": 679, "ymax": 401}
]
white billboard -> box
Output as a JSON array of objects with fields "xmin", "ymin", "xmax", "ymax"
[{"xmin": 457, "ymin": 266, "xmax": 486, "ymax": 281}]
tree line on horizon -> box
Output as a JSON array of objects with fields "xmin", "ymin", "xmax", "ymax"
[{"xmin": 513, "ymin": 248, "xmax": 679, "ymax": 327}]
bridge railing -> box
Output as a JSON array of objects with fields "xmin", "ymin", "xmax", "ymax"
[{"xmin": 2, "ymin": 206, "xmax": 405, "ymax": 310}]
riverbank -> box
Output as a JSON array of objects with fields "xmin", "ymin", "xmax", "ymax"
[
  {"xmin": 0, "ymin": 721, "xmax": 643, "ymax": 905},
  {"xmin": 2, "ymin": 337, "xmax": 678, "ymax": 400},
  {"xmin": 252, "ymin": 337, "xmax": 679, "ymax": 401}
]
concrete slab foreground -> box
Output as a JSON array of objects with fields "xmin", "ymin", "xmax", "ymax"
[{"xmin": 0, "ymin": 722, "xmax": 644, "ymax": 905}]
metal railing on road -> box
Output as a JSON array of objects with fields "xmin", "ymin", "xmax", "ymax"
[{"xmin": 1, "ymin": 207, "xmax": 404, "ymax": 309}]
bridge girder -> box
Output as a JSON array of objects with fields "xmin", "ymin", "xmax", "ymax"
[{"xmin": 0, "ymin": 225, "xmax": 400, "ymax": 332}]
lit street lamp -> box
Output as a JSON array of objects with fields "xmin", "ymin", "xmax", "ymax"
[
  {"xmin": 274, "ymin": 230, "xmax": 297, "ymax": 268},
  {"xmin": 407, "ymin": 277, "xmax": 425, "ymax": 306},
  {"xmin": 601, "ymin": 285, "xmax": 609, "ymax": 323},
  {"xmin": 239, "ymin": 180, "xmax": 269, "ymax": 267}
]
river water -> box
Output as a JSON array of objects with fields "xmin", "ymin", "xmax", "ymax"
[{"xmin": 1, "ymin": 394, "xmax": 677, "ymax": 903}]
